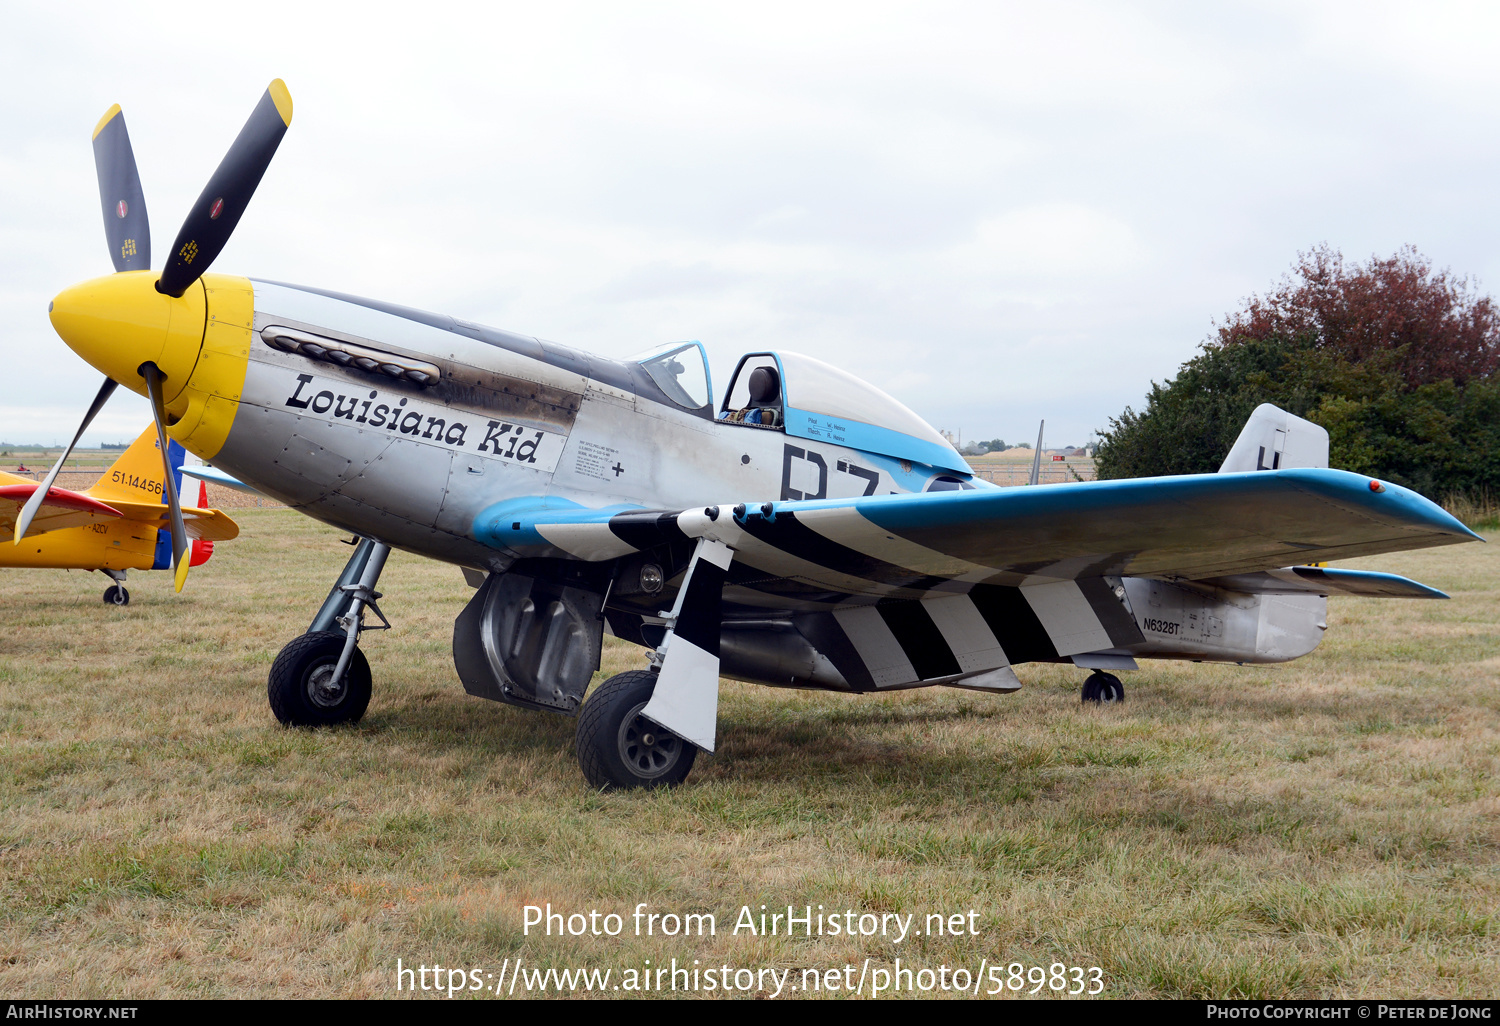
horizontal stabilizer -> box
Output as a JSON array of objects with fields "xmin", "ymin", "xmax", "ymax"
[
  {"xmin": 1200, "ymin": 566, "xmax": 1449, "ymax": 599},
  {"xmin": 104, "ymin": 500, "xmax": 242, "ymax": 542}
]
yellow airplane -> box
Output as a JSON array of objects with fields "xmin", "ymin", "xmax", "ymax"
[{"xmin": 0, "ymin": 425, "xmax": 239, "ymax": 604}]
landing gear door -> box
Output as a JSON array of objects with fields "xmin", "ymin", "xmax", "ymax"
[{"xmin": 452, "ymin": 572, "xmax": 603, "ymax": 715}]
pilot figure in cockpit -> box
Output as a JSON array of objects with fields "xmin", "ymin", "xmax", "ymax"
[{"xmin": 720, "ymin": 365, "xmax": 782, "ymax": 427}]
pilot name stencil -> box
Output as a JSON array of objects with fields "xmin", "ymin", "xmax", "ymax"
[{"xmin": 282, "ymin": 372, "xmax": 566, "ymax": 473}]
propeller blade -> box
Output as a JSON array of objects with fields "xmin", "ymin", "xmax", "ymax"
[
  {"xmin": 92, "ymin": 106, "xmax": 151, "ymax": 272},
  {"xmin": 140, "ymin": 363, "xmax": 191, "ymax": 592},
  {"xmin": 156, "ymin": 79, "xmax": 293, "ymax": 298},
  {"xmin": 13, "ymin": 377, "xmax": 118, "ymax": 544}
]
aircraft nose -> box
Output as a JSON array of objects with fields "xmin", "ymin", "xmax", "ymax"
[{"xmin": 48, "ymin": 270, "xmax": 206, "ymax": 404}]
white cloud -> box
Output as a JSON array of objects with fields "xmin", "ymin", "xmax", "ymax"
[{"xmin": 2, "ymin": 1, "xmax": 1499, "ymax": 448}]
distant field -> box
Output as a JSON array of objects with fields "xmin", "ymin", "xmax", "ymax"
[
  {"xmin": 0, "ymin": 511, "xmax": 1496, "ymax": 999},
  {"xmin": 966, "ymin": 450, "xmax": 1096, "ymax": 486}
]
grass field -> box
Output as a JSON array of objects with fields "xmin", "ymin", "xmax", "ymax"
[{"xmin": 0, "ymin": 510, "xmax": 1496, "ymax": 999}]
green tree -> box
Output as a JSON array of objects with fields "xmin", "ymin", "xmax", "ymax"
[{"xmin": 1095, "ymin": 247, "xmax": 1500, "ymax": 499}]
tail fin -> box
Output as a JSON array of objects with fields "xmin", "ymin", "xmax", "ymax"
[
  {"xmin": 88, "ymin": 424, "xmax": 186, "ymax": 573},
  {"xmin": 88, "ymin": 424, "xmax": 186, "ymax": 503},
  {"xmin": 1219, "ymin": 404, "xmax": 1328, "ymax": 473},
  {"xmin": 1028, "ymin": 420, "xmax": 1044, "ymax": 486}
]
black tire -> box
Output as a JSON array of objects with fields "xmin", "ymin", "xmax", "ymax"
[
  {"xmin": 1081, "ymin": 672, "xmax": 1125, "ymax": 705},
  {"xmin": 575, "ymin": 669, "xmax": 697, "ymax": 790},
  {"xmin": 267, "ymin": 630, "xmax": 372, "ymax": 726},
  {"xmin": 102, "ymin": 586, "xmax": 129, "ymax": 606}
]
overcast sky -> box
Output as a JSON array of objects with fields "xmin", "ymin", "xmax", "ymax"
[{"xmin": 3, "ymin": 1, "xmax": 1498, "ymax": 451}]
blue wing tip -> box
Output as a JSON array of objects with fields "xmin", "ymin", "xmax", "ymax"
[{"xmin": 1281, "ymin": 469, "xmax": 1482, "ymax": 543}]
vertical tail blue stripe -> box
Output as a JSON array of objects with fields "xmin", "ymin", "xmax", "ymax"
[
  {"xmin": 151, "ymin": 439, "xmax": 188, "ymax": 570},
  {"xmin": 167, "ymin": 440, "xmax": 186, "ymax": 504}
]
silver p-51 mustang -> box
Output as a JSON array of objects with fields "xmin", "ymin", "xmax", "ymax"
[{"xmin": 39, "ymin": 82, "xmax": 1479, "ymax": 788}]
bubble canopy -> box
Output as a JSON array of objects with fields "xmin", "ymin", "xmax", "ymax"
[{"xmin": 722, "ymin": 350, "xmax": 970, "ymax": 474}]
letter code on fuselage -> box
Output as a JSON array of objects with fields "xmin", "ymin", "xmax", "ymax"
[
  {"xmin": 282, "ymin": 372, "xmax": 566, "ymax": 474},
  {"xmin": 781, "ymin": 444, "xmax": 883, "ymax": 501}
]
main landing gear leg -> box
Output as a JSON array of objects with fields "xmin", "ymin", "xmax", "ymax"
[
  {"xmin": 268, "ymin": 537, "xmax": 392, "ymax": 726},
  {"xmin": 1081, "ymin": 671, "xmax": 1125, "ymax": 705},
  {"xmin": 575, "ymin": 535, "xmax": 733, "ymax": 790}
]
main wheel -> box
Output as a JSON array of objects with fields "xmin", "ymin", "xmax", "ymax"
[
  {"xmin": 267, "ymin": 630, "xmax": 372, "ymax": 726},
  {"xmin": 1081, "ymin": 672, "xmax": 1125, "ymax": 705},
  {"xmin": 575, "ymin": 669, "xmax": 697, "ymax": 790},
  {"xmin": 102, "ymin": 585, "xmax": 129, "ymax": 606}
]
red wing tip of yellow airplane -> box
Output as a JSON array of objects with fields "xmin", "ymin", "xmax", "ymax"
[{"xmin": 0, "ymin": 483, "xmax": 122, "ymax": 519}]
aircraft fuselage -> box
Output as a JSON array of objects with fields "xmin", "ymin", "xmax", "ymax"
[{"xmin": 215, "ymin": 280, "xmax": 946, "ymax": 590}]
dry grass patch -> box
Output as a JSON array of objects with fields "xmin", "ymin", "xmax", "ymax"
[{"xmin": 0, "ymin": 512, "xmax": 1496, "ymax": 998}]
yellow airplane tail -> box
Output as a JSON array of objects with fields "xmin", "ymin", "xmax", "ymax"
[
  {"xmin": 88, "ymin": 424, "xmax": 185, "ymax": 506},
  {"xmin": 87, "ymin": 425, "xmax": 198, "ymax": 571}
]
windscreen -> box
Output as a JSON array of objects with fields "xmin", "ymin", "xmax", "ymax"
[{"xmin": 637, "ymin": 342, "xmax": 711, "ymax": 410}]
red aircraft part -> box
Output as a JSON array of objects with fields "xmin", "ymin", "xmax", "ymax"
[
  {"xmin": 189, "ymin": 479, "xmax": 215, "ymax": 565},
  {"xmin": 0, "ymin": 483, "xmax": 122, "ymax": 521}
]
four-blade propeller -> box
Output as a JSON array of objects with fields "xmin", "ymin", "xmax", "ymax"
[{"xmin": 17, "ymin": 80, "xmax": 293, "ymax": 592}]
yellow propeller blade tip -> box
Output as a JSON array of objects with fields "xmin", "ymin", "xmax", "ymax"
[
  {"xmin": 173, "ymin": 558, "xmax": 190, "ymax": 594},
  {"xmin": 92, "ymin": 104, "xmax": 122, "ymax": 141},
  {"xmin": 268, "ymin": 79, "xmax": 293, "ymax": 127}
]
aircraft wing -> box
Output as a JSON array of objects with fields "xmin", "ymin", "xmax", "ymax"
[
  {"xmin": 103, "ymin": 500, "xmax": 242, "ymax": 542},
  {"xmin": 503, "ymin": 468, "xmax": 1477, "ymax": 594},
  {"xmin": 0, "ymin": 482, "xmax": 122, "ymax": 538}
]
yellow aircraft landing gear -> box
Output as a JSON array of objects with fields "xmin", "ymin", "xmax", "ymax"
[
  {"xmin": 268, "ymin": 537, "xmax": 389, "ymax": 727},
  {"xmin": 101, "ymin": 570, "xmax": 129, "ymax": 606}
]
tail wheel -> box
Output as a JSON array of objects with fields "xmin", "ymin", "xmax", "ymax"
[
  {"xmin": 268, "ymin": 630, "xmax": 372, "ymax": 726},
  {"xmin": 576, "ymin": 669, "xmax": 697, "ymax": 790},
  {"xmin": 102, "ymin": 585, "xmax": 129, "ymax": 606},
  {"xmin": 1082, "ymin": 672, "xmax": 1125, "ymax": 705}
]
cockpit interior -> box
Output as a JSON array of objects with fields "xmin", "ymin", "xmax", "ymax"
[{"xmin": 719, "ymin": 355, "xmax": 783, "ymax": 428}]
